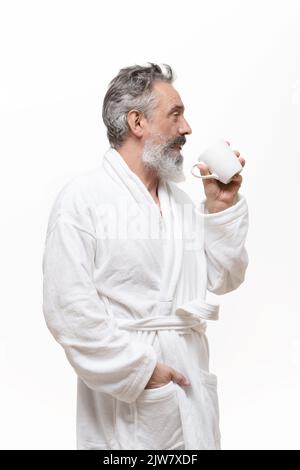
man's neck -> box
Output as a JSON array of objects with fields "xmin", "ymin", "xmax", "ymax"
[{"xmin": 116, "ymin": 141, "xmax": 160, "ymax": 205}]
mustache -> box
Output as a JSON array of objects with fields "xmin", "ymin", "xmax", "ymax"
[{"xmin": 168, "ymin": 136, "xmax": 187, "ymax": 148}]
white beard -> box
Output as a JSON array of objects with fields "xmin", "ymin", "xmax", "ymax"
[{"xmin": 141, "ymin": 137, "xmax": 186, "ymax": 183}]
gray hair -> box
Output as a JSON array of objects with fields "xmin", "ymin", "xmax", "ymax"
[{"xmin": 102, "ymin": 63, "xmax": 174, "ymax": 149}]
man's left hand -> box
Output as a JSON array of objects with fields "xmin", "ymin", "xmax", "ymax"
[{"xmin": 197, "ymin": 142, "xmax": 246, "ymax": 214}]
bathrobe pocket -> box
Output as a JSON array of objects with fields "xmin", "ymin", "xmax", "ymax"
[
  {"xmin": 134, "ymin": 381, "xmax": 184, "ymax": 450},
  {"xmin": 197, "ymin": 369, "xmax": 221, "ymax": 449}
]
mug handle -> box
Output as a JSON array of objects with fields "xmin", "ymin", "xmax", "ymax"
[{"xmin": 191, "ymin": 163, "xmax": 219, "ymax": 179}]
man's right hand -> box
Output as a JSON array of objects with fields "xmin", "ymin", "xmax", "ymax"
[{"xmin": 144, "ymin": 361, "xmax": 191, "ymax": 389}]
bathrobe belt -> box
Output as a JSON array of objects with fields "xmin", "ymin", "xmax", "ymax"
[{"xmin": 115, "ymin": 298, "xmax": 219, "ymax": 333}]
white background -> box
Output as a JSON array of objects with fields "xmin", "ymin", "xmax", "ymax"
[{"xmin": 0, "ymin": 0, "xmax": 299, "ymax": 450}]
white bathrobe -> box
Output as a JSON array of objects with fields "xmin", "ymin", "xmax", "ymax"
[{"xmin": 42, "ymin": 147, "xmax": 248, "ymax": 450}]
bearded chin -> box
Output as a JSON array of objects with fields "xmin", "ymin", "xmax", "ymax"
[{"xmin": 141, "ymin": 141, "xmax": 186, "ymax": 183}]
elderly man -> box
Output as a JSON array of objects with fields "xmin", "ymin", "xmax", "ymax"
[{"xmin": 42, "ymin": 63, "xmax": 248, "ymax": 450}]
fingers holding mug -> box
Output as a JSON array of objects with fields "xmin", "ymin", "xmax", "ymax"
[
  {"xmin": 191, "ymin": 139, "xmax": 245, "ymax": 184},
  {"xmin": 197, "ymin": 161, "xmax": 210, "ymax": 177},
  {"xmin": 193, "ymin": 162, "xmax": 219, "ymax": 183},
  {"xmin": 231, "ymin": 173, "xmax": 243, "ymax": 186},
  {"xmin": 233, "ymin": 149, "xmax": 246, "ymax": 168}
]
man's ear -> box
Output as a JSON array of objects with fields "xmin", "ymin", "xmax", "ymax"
[{"xmin": 127, "ymin": 109, "xmax": 146, "ymax": 138}]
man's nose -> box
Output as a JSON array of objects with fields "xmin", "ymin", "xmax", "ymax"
[{"xmin": 179, "ymin": 118, "xmax": 192, "ymax": 135}]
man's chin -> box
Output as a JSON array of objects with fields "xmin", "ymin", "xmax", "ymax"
[{"xmin": 141, "ymin": 144, "xmax": 186, "ymax": 183}]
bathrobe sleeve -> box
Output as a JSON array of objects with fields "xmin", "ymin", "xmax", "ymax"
[
  {"xmin": 42, "ymin": 205, "xmax": 157, "ymax": 404},
  {"xmin": 196, "ymin": 193, "xmax": 249, "ymax": 295}
]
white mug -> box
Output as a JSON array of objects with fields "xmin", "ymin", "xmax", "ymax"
[{"xmin": 191, "ymin": 139, "xmax": 243, "ymax": 184}]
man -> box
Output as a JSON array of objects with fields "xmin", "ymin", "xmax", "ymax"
[{"xmin": 42, "ymin": 63, "xmax": 248, "ymax": 450}]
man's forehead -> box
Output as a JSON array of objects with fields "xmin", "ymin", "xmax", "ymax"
[{"xmin": 152, "ymin": 81, "xmax": 184, "ymax": 109}]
